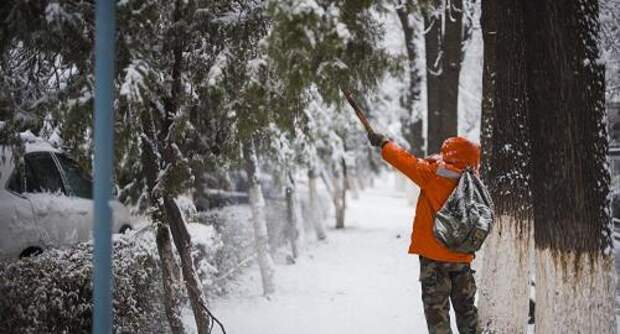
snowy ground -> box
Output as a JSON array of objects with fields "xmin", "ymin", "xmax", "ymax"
[{"xmin": 211, "ymin": 175, "xmax": 460, "ymax": 334}]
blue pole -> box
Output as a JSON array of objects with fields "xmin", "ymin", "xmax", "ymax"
[{"xmin": 93, "ymin": 0, "xmax": 115, "ymax": 333}]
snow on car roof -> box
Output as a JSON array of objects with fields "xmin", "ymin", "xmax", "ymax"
[
  {"xmin": 0, "ymin": 131, "xmax": 63, "ymax": 187},
  {"xmin": 20, "ymin": 131, "xmax": 62, "ymax": 154}
]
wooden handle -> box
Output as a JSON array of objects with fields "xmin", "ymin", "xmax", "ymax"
[{"xmin": 341, "ymin": 88, "xmax": 375, "ymax": 134}]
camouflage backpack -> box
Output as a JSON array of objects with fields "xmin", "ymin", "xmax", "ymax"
[{"xmin": 433, "ymin": 167, "xmax": 495, "ymax": 254}]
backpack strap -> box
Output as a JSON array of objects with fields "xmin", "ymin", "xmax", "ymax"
[{"xmin": 436, "ymin": 166, "xmax": 461, "ymax": 179}]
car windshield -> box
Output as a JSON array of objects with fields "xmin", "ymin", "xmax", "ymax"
[
  {"xmin": 25, "ymin": 152, "xmax": 64, "ymax": 194},
  {"xmin": 55, "ymin": 154, "xmax": 93, "ymax": 199}
]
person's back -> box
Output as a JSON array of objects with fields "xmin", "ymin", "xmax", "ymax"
[{"xmin": 369, "ymin": 134, "xmax": 481, "ymax": 334}]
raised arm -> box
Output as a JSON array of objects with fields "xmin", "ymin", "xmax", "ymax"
[{"xmin": 380, "ymin": 141, "xmax": 434, "ymax": 188}]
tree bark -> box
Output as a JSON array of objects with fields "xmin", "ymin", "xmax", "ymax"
[
  {"xmin": 396, "ymin": 2, "xmax": 424, "ymax": 157},
  {"xmin": 478, "ymin": 2, "xmax": 531, "ymax": 331},
  {"xmin": 164, "ymin": 196, "xmax": 212, "ymax": 334},
  {"xmin": 424, "ymin": 0, "xmax": 463, "ymax": 154},
  {"xmin": 243, "ymin": 139, "xmax": 276, "ymax": 295},
  {"xmin": 524, "ymin": 1, "xmax": 616, "ymax": 332},
  {"xmin": 141, "ymin": 122, "xmax": 213, "ymax": 333},
  {"xmin": 479, "ymin": 0, "xmax": 495, "ymax": 184},
  {"xmin": 140, "ymin": 109, "xmax": 185, "ymax": 334},
  {"xmin": 155, "ymin": 225, "xmax": 185, "ymax": 334},
  {"xmin": 307, "ymin": 168, "xmax": 327, "ymax": 240}
]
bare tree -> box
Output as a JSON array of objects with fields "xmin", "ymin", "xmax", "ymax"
[{"xmin": 524, "ymin": 0, "xmax": 616, "ymax": 332}]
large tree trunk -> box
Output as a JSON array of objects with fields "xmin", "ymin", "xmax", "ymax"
[
  {"xmin": 479, "ymin": 0, "xmax": 495, "ymax": 184},
  {"xmin": 524, "ymin": 1, "xmax": 616, "ymax": 333},
  {"xmin": 478, "ymin": 2, "xmax": 531, "ymax": 331},
  {"xmin": 424, "ymin": 0, "xmax": 463, "ymax": 154},
  {"xmin": 243, "ymin": 139, "xmax": 276, "ymax": 295},
  {"xmin": 396, "ymin": 2, "xmax": 424, "ymax": 157}
]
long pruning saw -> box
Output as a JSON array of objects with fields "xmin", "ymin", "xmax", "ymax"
[{"xmin": 341, "ymin": 88, "xmax": 376, "ymax": 135}]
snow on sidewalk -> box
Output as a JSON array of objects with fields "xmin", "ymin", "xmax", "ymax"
[{"xmin": 212, "ymin": 175, "xmax": 459, "ymax": 334}]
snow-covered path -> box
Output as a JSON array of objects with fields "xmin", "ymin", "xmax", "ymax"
[{"xmin": 212, "ymin": 176, "xmax": 459, "ymax": 334}]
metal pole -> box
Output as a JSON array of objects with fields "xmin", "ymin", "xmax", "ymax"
[{"xmin": 93, "ymin": 0, "xmax": 115, "ymax": 333}]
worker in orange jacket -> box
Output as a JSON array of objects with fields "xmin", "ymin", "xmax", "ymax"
[{"xmin": 368, "ymin": 133, "xmax": 481, "ymax": 334}]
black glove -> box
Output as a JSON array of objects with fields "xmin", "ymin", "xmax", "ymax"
[{"xmin": 367, "ymin": 132, "xmax": 389, "ymax": 147}]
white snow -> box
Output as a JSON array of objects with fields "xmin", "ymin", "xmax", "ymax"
[
  {"xmin": 120, "ymin": 61, "xmax": 146, "ymax": 101},
  {"xmin": 210, "ymin": 175, "xmax": 460, "ymax": 334},
  {"xmin": 478, "ymin": 216, "xmax": 531, "ymax": 333},
  {"xmin": 536, "ymin": 248, "xmax": 616, "ymax": 334}
]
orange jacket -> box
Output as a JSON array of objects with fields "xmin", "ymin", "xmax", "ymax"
[{"xmin": 381, "ymin": 138, "xmax": 480, "ymax": 264}]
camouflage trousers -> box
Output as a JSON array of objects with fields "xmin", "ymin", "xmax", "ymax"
[{"xmin": 419, "ymin": 256, "xmax": 481, "ymax": 334}]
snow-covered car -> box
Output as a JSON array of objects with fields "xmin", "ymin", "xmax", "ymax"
[{"xmin": 0, "ymin": 135, "xmax": 133, "ymax": 259}]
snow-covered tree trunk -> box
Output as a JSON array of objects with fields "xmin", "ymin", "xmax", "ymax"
[
  {"xmin": 478, "ymin": 220, "xmax": 530, "ymax": 333},
  {"xmin": 478, "ymin": 0, "xmax": 532, "ymax": 332},
  {"xmin": 141, "ymin": 131, "xmax": 213, "ymax": 333},
  {"xmin": 524, "ymin": 1, "xmax": 616, "ymax": 332},
  {"xmin": 243, "ymin": 140, "xmax": 276, "ymax": 295},
  {"xmin": 308, "ymin": 168, "xmax": 327, "ymax": 240},
  {"xmin": 535, "ymin": 250, "xmax": 615, "ymax": 333},
  {"xmin": 334, "ymin": 158, "xmax": 347, "ymax": 229},
  {"xmin": 164, "ymin": 196, "xmax": 212, "ymax": 334},
  {"xmin": 285, "ymin": 173, "xmax": 304, "ymax": 259},
  {"xmin": 155, "ymin": 221, "xmax": 186, "ymax": 334}
]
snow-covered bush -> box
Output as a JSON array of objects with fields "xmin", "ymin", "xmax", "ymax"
[
  {"xmin": 0, "ymin": 237, "xmax": 166, "ymax": 333},
  {"xmin": 186, "ymin": 223, "xmax": 224, "ymax": 293},
  {"xmin": 193, "ymin": 205, "xmax": 255, "ymax": 294}
]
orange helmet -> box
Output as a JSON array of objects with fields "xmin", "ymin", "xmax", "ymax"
[{"xmin": 440, "ymin": 137, "xmax": 481, "ymax": 170}]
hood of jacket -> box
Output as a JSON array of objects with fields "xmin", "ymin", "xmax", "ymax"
[{"xmin": 436, "ymin": 136, "xmax": 481, "ymax": 172}]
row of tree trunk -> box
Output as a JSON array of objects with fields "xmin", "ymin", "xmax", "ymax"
[
  {"xmin": 242, "ymin": 139, "xmax": 354, "ymax": 296},
  {"xmin": 478, "ymin": 0, "xmax": 616, "ymax": 332}
]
